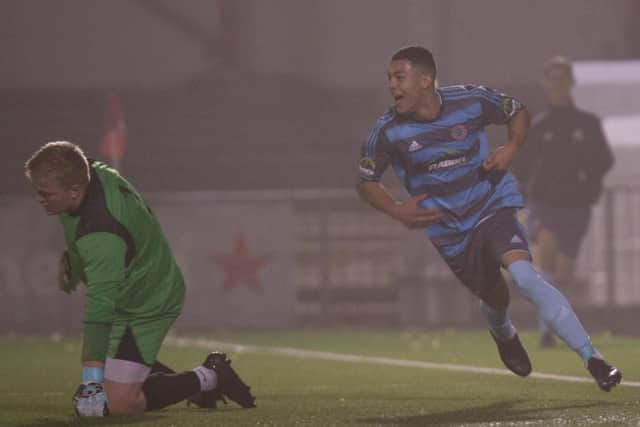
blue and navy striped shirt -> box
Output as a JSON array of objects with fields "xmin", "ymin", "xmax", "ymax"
[{"xmin": 359, "ymin": 84, "xmax": 524, "ymax": 259}]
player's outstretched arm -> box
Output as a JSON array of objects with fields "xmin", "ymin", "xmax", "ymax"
[{"xmin": 356, "ymin": 181, "xmax": 441, "ymax": 229}]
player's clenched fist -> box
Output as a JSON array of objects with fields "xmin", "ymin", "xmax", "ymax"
[
  {"xmin": 391, "ymin": 194, "xmax": 442, "ymax": 229},
  {"xmin": 72, "ymin": 382, "xmax": 109, "ymax": 417}
]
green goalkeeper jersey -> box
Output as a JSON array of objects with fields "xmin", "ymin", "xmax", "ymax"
[{"xmin": 59, "ymin": 161, "xmax": 185, "ymax": 361}]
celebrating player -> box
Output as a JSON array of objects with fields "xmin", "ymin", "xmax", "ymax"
[
  {"xmin": 356, "ymin": 46, "xmax": 621, "ymax": 391},
  {"xmin": 25, "ymin": 141, "xmax": 256, "ymax": 416}
]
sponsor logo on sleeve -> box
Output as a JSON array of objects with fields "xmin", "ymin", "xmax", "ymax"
[
  {"xmin": 359, "ymin": 157, "xmax": 376, "ymax": 177},
  {"xmin": 502, "ymin": 97, "xmax": 521, "ymax": 117}
]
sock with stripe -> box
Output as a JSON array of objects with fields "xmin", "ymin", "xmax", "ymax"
[{"xmin": 507, "ymin": 260, "xmax": 598, "ymax": 361}]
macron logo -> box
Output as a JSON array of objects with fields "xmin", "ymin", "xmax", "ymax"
[
  {"xmin": 510, "ymin": 235, "xmax": 523, "ymax": 244},
  {"xmin": 408, "ymin": 140, "xmax": 422, "ymax": 152}
]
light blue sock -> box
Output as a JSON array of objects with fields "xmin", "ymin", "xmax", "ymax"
[
  {"xmin": 480, "ymin": 301, "xmax": 516, "ymax": 341},
  {"xmin": 507, "ymin": 260, "xmax": 597, "ymax": 362},
  {"xmin": 537, "ymin": 270, "xmax": 554, "ymax": 335}
]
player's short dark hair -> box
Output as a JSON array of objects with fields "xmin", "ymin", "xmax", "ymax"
[
  {"xmin": 391, "ymin": 46, "xmax": 437, "ymax": 78},
  {"xmin": 25, "ymin": 141, "xmax": 90, "ymax": 188}
]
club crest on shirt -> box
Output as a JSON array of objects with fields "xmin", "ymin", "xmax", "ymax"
[
  {"xmin": 450, "ymin": 124, "xmax": 468, "ymax": 140},
  {"xmin": 359, "ymin": 157, "xmax": 376, "ymax": 177}
]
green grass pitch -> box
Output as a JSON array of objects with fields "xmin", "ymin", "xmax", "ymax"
[{"xmin": 1, "ymin": 329, "xmax": 639, "ymax": 426}]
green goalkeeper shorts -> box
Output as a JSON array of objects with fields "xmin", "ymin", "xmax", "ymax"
[{"xmin": 107, "ymin": 315, "xmax": 178, "ymax": 366}]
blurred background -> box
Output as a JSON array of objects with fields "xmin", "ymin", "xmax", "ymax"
[{"xmin": 1, "ymin": 0, "xmax": 639, "ymax": 334}]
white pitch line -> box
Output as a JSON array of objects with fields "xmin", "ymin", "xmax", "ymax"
[{"xmin": 166, "ymin": 336, "xmax": 640, "ymax": 388}]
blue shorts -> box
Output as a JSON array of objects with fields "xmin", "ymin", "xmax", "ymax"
[
  {"xmin": 526, "ymin": 200, "xmax": 591, "ymax": 259},
  {"xmin": 445, "ymin": 208, "xmax": 530, "ymax": 296}
]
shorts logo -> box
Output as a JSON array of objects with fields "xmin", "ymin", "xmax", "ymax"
[
  {"xmin": 450, "ymin": 125, "xmax": 468, "ymax": 140},
  {"xmin": 359, "ymin": 157, "xmax": 376, "ymax": 177},
  {"xmin": 408, "ymin": 140, "xmax": 423, "ymax": 152}
]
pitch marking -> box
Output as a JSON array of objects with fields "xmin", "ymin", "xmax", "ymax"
[{"xmin": 166, "ymin": 337, "xmax": 640, "ymax": 387}]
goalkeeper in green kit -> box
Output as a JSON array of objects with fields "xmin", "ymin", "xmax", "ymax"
[{"xmin": 25, "ymin": 141, "xmax": 255, "ymax": 416}]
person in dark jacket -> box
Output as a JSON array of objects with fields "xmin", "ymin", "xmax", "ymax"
[{"xmin": 512, "ymin": 56, "xmax": 614, "ymax": 347}]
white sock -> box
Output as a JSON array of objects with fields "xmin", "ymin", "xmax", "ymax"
[{"xmin": 192, "ymin": 366, "xmax": 218, "ymax": 391}]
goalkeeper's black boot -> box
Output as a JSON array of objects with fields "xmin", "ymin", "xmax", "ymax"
[
  {"xmin": 203, "ymin": 352, "xmax": 256, "ymax": 408},
  {"xmin": 587, "ymin": 357, "xmax": 622, "ymax": 392},
  {"xmin": 186, "ymin": 354, "xmax": 228, "ymax": 409},
  {"xmin": 490, "ymin": 331, "xmax": 532, "ymax": 377}
]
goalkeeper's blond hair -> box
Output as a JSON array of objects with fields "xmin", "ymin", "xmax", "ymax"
[{"xmin": 25, "ymin": 141, "xmax": 90, "ymax": 188}]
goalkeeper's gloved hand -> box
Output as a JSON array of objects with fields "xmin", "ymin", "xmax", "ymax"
[
  {"xmin": 58, "ymin": 250, "xmax": 79, "ymax": 294},
  {"xmin": 72, "ymin": 382, "xmax": 109, "ymax": 417}
]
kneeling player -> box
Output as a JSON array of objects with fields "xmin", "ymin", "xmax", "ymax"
[{"xmin": 25, "ymin": 141, "xmax": 255, "ymax": 415}]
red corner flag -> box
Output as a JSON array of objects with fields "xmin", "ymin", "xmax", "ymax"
[{"xmin": 100, "ymin": 94, "xmax": 127, "ymax": 169}]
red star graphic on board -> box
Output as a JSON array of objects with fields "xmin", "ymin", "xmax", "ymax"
[{"xmin": 210, "ymin": 234, "xmax": 271, "ymax": 291}]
